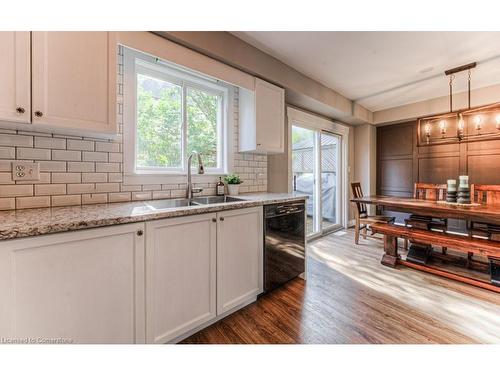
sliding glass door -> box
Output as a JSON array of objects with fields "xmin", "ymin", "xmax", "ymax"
[{"xmin": 292, "ymin": 126, "xmax": 342, "ymax": 238}]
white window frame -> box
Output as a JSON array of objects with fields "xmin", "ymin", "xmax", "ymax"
[
  {"xmin": 123, "ymin": 47, "xmax": 231, "ymax": 181},
  {"xmin": 287, "ymin": 106, "xmax": 351, "ymax": 232}
]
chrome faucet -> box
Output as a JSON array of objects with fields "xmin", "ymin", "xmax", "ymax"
[{"xmin": 186, "ymin": 151, "xmax": 205, "ymax": 199}]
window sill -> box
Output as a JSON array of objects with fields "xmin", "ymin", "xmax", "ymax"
[{"xmin": 123, "ymin": 173, "xmax": 225, "ymax": 186}]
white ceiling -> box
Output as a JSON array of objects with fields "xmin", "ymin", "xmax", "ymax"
[{"xmin": 231, "ymin": 32, "xmax": 500, "ymax": 112}]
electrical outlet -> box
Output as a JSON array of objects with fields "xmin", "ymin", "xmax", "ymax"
[{"xmin": 12, "ymin": 162, "xmax": 40, "ymax": 181}]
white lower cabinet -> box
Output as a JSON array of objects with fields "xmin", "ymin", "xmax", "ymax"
[
  {"xmin": 216, "ymin": 207, "xmax": 263, "ymax": 314},
  {"xmin": 0, "ymin": 223, "xmax": 146, "ymax": 344},
  {"xmin": 0, "ymin": 206, "xmax": 264, "ymax": 344},
  {"xmin": 145, "ymin": 213, "xmax": 217, "ymax": 344},
  {"xmin": 145, "ymin": 206, "xmax": 263, "ymax": 343}
]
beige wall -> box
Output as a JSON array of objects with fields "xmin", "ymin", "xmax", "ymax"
[{"xmin": 353, "ymin": 124, "xmax": 377, "ymax": 216}]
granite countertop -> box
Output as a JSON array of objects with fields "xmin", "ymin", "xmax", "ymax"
[{"xmin": 0, "ymin": 193, "xmax": 307, "ymax": 240}]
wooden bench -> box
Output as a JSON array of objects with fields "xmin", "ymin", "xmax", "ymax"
[{"xmin": 371, "ymin": 222, "xmax": 500, "ymax": 292}]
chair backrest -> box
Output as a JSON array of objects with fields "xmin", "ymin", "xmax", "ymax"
[
  {"xmin": 414, "ymin": 183, "xmax": 447, "ymax": 201},
  {"xmin": 470, "ymin": 184, "xmax": 500, "ymax": 204},
  {"xmin": 351, "ymin": 182, "xmax": 367, "ymax": 217}
]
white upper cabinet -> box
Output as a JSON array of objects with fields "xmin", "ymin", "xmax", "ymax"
[
  {"xmin": 239, "ymin": 78, "xmax": 285, "ymax": 154},
  {"xmin": 31, "ymin": 32, "xmax": 117, "ymax": 134},
  {"xmin": 0, "ymin": 32, "xmax": 31, "ymax": 124}
]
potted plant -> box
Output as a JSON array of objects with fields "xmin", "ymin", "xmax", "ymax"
[{"xmin": 224, "ymin": 174, "xmax": 243, "ymax": 195}]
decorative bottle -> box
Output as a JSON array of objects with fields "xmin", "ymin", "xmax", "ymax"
[{"xmin": 216, "ymin": 177, "xmax": 225, "ymax": 196}]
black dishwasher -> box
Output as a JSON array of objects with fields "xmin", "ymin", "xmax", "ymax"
[{"xmin": 264, "ymin": 202, "xmax": 306, "ymax": 292}]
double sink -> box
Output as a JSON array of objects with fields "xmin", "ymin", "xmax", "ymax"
[{"xmin": 145, "ymin": 195, "xmax": 246, "ymax": 211}]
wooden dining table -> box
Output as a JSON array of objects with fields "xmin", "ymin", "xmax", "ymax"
[
  {"xmin": 350, "ymin": 195, "xmax": 500, "ymax": 292},
  {"xmin": 351, "ymin": 195, "xmax": 500, "ymax": 226}
]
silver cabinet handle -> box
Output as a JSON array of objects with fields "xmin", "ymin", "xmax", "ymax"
[
  {"xmin": 136, "ymin": 229, "xmax": 144, "ymax": 236},
  {"xmin": 34, "ymin": 111, "xmax": 43, "ymax": 117},
  {"xmin": 219, "ymin": 217, "xmax": 224, "ymax": 221},
  {"xmin": 212, "ymin": 218, "xmax": 217, "ymax": 223},
  {"xmin": 16, "ymin": 107, "xmax": 25, "ymax": 114}
]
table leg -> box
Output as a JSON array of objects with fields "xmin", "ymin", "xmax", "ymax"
[{"xmin": 381, "ymin": 234, "xmax": 398, "ymax": 268}]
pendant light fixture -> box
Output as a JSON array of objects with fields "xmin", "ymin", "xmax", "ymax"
[{"xmin": 417, "ymin": 62, "xmax": 500, "ymax": 146}]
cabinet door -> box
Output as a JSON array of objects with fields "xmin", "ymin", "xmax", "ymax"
[
  {"xmin": 0, "ymin": 32, "xmax": 30, "ymax": 123},
  {"xmin": 31, "ymin": 32, "xmax": 117, "ymax": 134},
  {"xmin": 0, "ymin": 223, "xmax": 145, "ymax": 344},
  {"xmin": 217, "ymin": 206, "xmax": 263, "ymax": 314},
  {"xmin": 146, "ymin": 214, "xmax": 217, "ymax": 344},
  {"xmin": 255, "ymin": 78, "xmax": 285, "ymax": 153}
]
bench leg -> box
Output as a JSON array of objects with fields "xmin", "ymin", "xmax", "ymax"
[
  {"xmin": 489, "ymin": 257, "xmax": 500, "ymax": 286},
  {"xmin": 381, "ymin": 234, "xmax": 398, "ymax": 268}
]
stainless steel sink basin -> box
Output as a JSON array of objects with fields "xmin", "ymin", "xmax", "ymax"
[
  {"xmin": 192, "ymin": 196, "xmax": 246, "ymax": 205},
  {"xmin": 145, "ymin": 198, "xmax": 201, "ymax": 210},
  {"xmin": 144, "ymin": 196, "xmax": 246, "ymax": 211}
]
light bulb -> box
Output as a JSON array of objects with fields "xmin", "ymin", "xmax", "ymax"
[
  {"xmin": 440, "ymin": 120, "xmax": 446, "ymax": 135},
  {"xmin": 496, "ymin": 114, "xmax": 500, "ymax": 130},
  {"xmin": 425, "ymin": 123, "xmax": 431, "ymax": 135},
  {"xmin": 474, "ymin": 115, "xmax": 482, "ymax": 131}
]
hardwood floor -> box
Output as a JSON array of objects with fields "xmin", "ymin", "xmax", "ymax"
[{"xmin": 182, "ymin": 230, "xmax": 500, "ymax": 344}]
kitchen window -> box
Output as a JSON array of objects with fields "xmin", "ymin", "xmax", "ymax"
[{"xmin": 123, "ymin": 47, "xmax": 229, "ymax": 176}]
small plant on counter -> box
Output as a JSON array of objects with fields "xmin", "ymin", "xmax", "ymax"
[
  {"xmin": 224, "ymin": 174, "xmax": 242, "ymax": 185},
  {"xmin": 224, "ymin": 174, "xmax": 243, "ymax": 195}
]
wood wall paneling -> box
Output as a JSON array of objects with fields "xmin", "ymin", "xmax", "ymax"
[
  {"xmin": 376, "ymin": 120, "xmax": 500, "ymax": 232},
  {"xmin": 418, "ymin": 156, "xmax": 460, "ymax": 183}
]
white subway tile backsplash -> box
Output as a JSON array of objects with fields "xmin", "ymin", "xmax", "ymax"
[
  {"xmin": 35, "ymin": 136, "xmax": 66, "ymax": 150},
  {"xmin": 67, "ymin": 139, "xmax": 94, "ymax": 151},
  {"xmin": 81, "ymin": 193, "xmax": 108, "ymax": 205},
  {"xmin": 67, "ymin": 162, "xmax": 95, "ymax": 172},
  {"xmin": 0, "ymin": 146, "xmax": 16, "ymax": 159},
  {"xmin": 52, "ymin": 149, "xmax": 81, "ymax": 161},
  {"xmin": 39, "ymin": 161, "xmax": 67, "ymax": 172},
  {"xmin": 67, "ymin": 183, "xmax": 95, "ymax": 194},
  {"xmin": 0, "ymin": 172, "xmax": 13, "ymax": 184},
  {"xmin": 35, "ymin": 184, "xmax": 67, "ymax": 196},
  {"xmin": 16, "ymin": 196, "xmax": 51, "ymax": 209},
  {"xmin": 108, "ymin": 152, "xmax": 122, "ymax": 162},
  {"xmin": 0, "ymin": 197, "xmax": 15, "ymax": 210},
  {"xmin": 95, "ymin": 183, "xmax": 120, "ymax": 193},
  {"xmin": 152, "ymin": 190, "xmax": 171, "ymax": 199},
  {"xmin": 0, "ymin": 184, "xmax": 33, "ymax": 197},
  {"xmin": 82, "ymin": 173, "xmax": 107, "ymax": 183},
  {"xmin": 108, "ymin": 173, "xmax": 123, "ymax": 182},
  {"xmin": 132, "ymin": 191, "xmax": 151, "ymax": 201},
  {"xmin": 16, "ymin": 172, "xmax": 51, "ymax": 185},
  {"xmin": 52, "ymin": 173, "xmax": 81, "ymax": 183},
  {"xmin": 0, "ymin": 74, "xmax": 267, "ymax": 209},
  {"xmin": 17, "ymin": 147, "xmax": 52, "ymax": 160},
  {"xmin": 83, "ymin": 151, "xmax": 107, "ymax": 162},
  {"xmin": 108, "ymin": 192, "xmax": 131, "ymax": 202},
  {"xmin": 95, "ymin": 142, "xmax": 120, "ymax": 153},
  {"xmin": 0, "ymin": 161, "xmax": 12, "ymax": 172},
  {"xmin": 96, "ymin": 162, "xmax": 120, "ymax": 173},
  {"xmin": 120, "ymin": 184, "xmax": 142, "ymax": 192},
  {"xmin": 0, "ymin": 134, "xmax": 33, "ymax": 147},
  {"xmin": 51, "ymin": 195, "xmax": 81, "ymax": 207}
]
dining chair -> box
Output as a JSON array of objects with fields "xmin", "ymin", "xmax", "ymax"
[
  {"xmin": 404, "ymin": 183, "xmax": 448, "ymax": 252},
  {"xmin": 351, "ymin": 182, "xmax": 395, "ymax": 244},
  {"xmin": 470, "ymin": 184, "xmax": 500, "ymax": 241}
]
